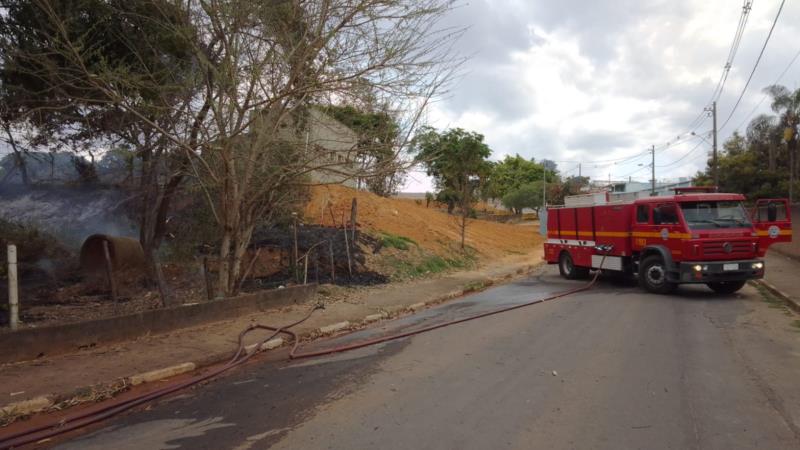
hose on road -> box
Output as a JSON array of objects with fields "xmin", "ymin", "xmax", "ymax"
[
  {"xmin": 0, "ymin": 253, "xmax": 608, "ymax": 449},
  {"xmin": 0, "ymin": 306, "xmax": 324, "ymax": 449}
]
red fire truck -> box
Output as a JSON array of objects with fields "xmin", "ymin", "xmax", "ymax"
[{"xmin": 543, "ymin": 187, "xmax": 792, "ymax": 294}]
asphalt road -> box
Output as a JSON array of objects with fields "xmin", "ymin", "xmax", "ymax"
[{"xmin": 54, "ymin": 268, "xmax": 800, "ymax": 450}]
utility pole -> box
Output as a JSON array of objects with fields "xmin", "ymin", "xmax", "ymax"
[
  {"xmin": 542, "ymin": 164, "xmax": 547, "ymax": 208},
  {"xmin": 578, "ymin": 163, "xmax": 581, "ymax": 177},
  {"xmin": 651, "ymin": 144, "xmax": 656, "ymax": 196},
  {"xmin": 705, "ymin": 101, "xmax": 718, "ymax": 187},
  {"xmin": 786, "ymin": 124, "xmax": 796, "ymax": 204}
]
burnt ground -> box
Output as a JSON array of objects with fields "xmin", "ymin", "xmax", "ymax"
[{"xmin": 1, "ymin": 225, "xmax": 394, "ymax": 329}]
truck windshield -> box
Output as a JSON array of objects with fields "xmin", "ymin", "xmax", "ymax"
[{"xmin": 679, "ymin": 201, "xmax": 752, "ymax": 229}]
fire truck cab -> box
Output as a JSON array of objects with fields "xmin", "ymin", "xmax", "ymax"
[{"xmin": 544, "ymin": 187, "xmax": 792, "ymax": 294}]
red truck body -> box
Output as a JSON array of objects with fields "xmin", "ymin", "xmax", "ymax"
[{"xmin": 543, "ymin": 188, "xmax": 792, "ymax": 294}]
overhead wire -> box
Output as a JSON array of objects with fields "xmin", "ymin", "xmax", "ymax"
[
  {"xmin": 656, "ymin": 138, "xmax": 707, "ymax": 169},
  {"xmin": 734, "ymin": 45, "xmax": 800, "ymax": 131},
  {"xmin": 684, "ymin": 1, "xmax": 753, "ymax": 131},
  {"xmin": 715, "ymin": 1, "xmax": 753, "ymax": 102},
  {"xmin": 719, "ymin": 0, "xmax": 787, "ymax": 131}
]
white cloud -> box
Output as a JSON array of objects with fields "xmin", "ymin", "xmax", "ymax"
[{"xmin": 403, "ymin": 0, "xmax": 800, "ymax": 191}]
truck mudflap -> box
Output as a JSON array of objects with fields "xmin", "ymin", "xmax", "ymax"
[{"xmin": 673, "ymin": 260, "xmax": 764, "ymax": 283}]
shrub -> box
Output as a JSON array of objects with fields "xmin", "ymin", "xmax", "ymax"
[{"xmin": 381, "ymin": 233, "xmax": 417, "ymax": 250}]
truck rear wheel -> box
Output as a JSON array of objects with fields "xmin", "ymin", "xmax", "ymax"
[
  {"xmin": 638, "ymin": 255, "xmax": 676, "ymax": 294},
  {"xmin": 559, "ymin": 251, "xmax": 589, "ymax": 280},
  {"xmin": 706, "ymin": 280, "xmax": 746, "ymax": 294}
]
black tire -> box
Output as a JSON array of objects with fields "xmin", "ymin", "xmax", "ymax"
[
  {"xmin": 638, "ymin": 255, "xmax": 677, "ymax": 294},
  {"xmin": 558, "ymin": 251, "xmax": 590, "ymax": 280},
  {"xmin": 706, "ymin": 280, "xmax": 747, "ymax": 294}
]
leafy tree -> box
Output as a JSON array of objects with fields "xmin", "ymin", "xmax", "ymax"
[
  {"xmin": 541, "ymin": 159, "xmax": 558, "ymax": 171},
  {"xmin": 1, "ymin": 0, "xmax": 200, "ymax": 304},
  {"xmin": 323, "ymin": 104, "xmax": 404, "ymax": 196},
  {"xmin": 696, "ymin": 131, "xmax": 787, "ymax": 198},
  {"xmin": 765, "ymin": 84, "xmax": 800, "ymax": 181},
  {"xmin": 484, "ymin": 154, "xmax": 553, "ymax": 201},
  {"xmin": 435, "ymin": 188, "xmax": 460, "ymax": 214},
  {"xmin": 413, "ymin": 127, "xmax": 493, "ymax": 249},
  {"xmin": 501, "ymin": 183, "xmax": 542, "ymax": 215},
  {"xmin": 548, "ymin": 176, "xmax": 589, "ymax": 205},
  {"xmin": 694, "ymin": 84, "xmax": 800, "ymax": 200},
  {"xmin": 746, "ymin": 114, "xmax": 781, "ymax": 171}
]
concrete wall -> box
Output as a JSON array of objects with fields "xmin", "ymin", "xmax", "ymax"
[
  {"xmin": 306, "ymin": 109, "xmax": 359, "ymax": 188},
  {"xmin": 770, "ymin": 204, "xmax": 800, "ymax": 259},
  {"xmin": 0, "ymin": 284, "xmax": 316, "ymax": 364}
]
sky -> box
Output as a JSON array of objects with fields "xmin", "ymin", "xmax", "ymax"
[{"xmin": 402, "ymin": 0, "xmax": 800, "ymax": 192}]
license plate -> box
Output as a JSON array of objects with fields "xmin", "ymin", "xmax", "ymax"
[{"xmin": 723, "ymin": 263, "xmax": 739, "ymax": 271}]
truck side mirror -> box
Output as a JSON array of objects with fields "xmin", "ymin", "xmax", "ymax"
[{"xmin": 767, "ymin": 202, "xmax": 777, "ymax": 222}]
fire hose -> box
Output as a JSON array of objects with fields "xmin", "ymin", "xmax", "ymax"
[{"xmin": 0, "ymin": 251, "xmax": 609, "ymax": 449}]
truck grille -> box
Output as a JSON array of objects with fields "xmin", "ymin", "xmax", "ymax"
[{"xmin": 702, "ymin": 241, "xmax": 752, "ymax": 256}]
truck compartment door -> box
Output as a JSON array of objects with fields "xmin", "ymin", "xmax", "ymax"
[{"xmin": 752, "ymin": 198, "xmax": 792, "ymax": 255}]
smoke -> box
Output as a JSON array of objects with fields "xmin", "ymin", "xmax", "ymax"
[{"xmin": 0, "ymin": 185, "xmax": 138, "ymax": 248}]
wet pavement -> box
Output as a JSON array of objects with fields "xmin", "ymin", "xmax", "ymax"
[{"xmin": 45, "ymin": 268, "xmax": 800, "ymax": 449}]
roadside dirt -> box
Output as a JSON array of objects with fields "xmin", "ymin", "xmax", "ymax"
[{"xmin": 307, "ymin": 185, "xmax": 542, "ymax": 258}]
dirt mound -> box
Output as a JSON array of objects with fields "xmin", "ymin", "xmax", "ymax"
[{"xmin": 305, "ymin": 185, "xmax": 542, "ymax": 259}]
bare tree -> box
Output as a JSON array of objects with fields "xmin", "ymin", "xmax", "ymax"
[
  {"xmin": 2, "ymin": 0, "xmax": 461, "ymax": 297},
  {"xmin": 182, "ymin": 0, "xmax": 461, "ymax": 295}
]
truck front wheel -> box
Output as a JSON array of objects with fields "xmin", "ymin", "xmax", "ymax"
[
  {"xmin": 706, "ymin": 280, "xmax": 746, "ymax": 294},
  {"xmin": 559, "ymin": 251, "xmax": 589, "ymax": 280},
  {"xmin": 638, "ymin": 255, "xmax": 676, "ymax": 294}
]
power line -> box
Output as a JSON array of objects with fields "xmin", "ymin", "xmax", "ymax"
[
  {"xmin": 734, "ymin": 45, "xmax": 800, "ymax": 131},
  {"xmin": 685, "ymin": 1, "xmax": 753, "ymax": 131},
  {"xmin": 656, "ymin": 138, "xmax": 706, "ymax": 169},
  {"xmin": 720, "ymin": 0, "xmax": 787, "ymax": 131},
  {"xmin": 714, "ymin": 1, "xmax": 753, "ymax": 102}
]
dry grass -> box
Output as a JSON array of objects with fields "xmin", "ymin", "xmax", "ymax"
[{"xmin": 305, "ymin": 185, "xmax": 542, "ymax": 259}]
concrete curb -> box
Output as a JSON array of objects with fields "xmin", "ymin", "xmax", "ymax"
[
  {"xmin": 0, "ymin": 260, "xmax": 545, "ymax": 423},
  {"xmin": 318, "ymin": 321, "xmax": 351, "ymax": 335},
  {"xmin": 752, "ymin": 279, "xmax": 800, "ymax": 313},
  {"xmin": 129, "ymin": 363, "xmax": 197, "ymax": 386}
]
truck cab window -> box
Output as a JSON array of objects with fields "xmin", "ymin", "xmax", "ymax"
[
  {"xmin": 636, "ymin": 205, "xmax": 649, "ymax": 223},
  {"xmin": 758, "ymin": 202, "xmax": 787, "ymax": 222},
  {"xmin": 654, "ymin": 204, "xmax": 678, "ymax": 225}
]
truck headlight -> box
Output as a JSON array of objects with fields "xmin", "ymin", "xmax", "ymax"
[
  {"xmin": 752, "ymin": 262, "xmax": 764, "ymax": 270},
  {"xmin": 693, "ymin": 264, "xmax": 703, "ymax": 272}
]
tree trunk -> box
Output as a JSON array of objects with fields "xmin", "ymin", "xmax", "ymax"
[
  {"xmin": 137, "ymin": 145, "xmax": 182, "ymax": 306},
  {"xmin": 217, "ymin": 230, "xmax": 232, "ymax": 298},
  {"xmin": 460, "ymin": 182, "xmax": 468, "ymax": 250},
  {"xmin": 769, "ymin": 144, "xmax": 776, "ymax": 171},
  {"xmin": 3, "ymin": 124, "xmax": 29, "ymax": 185},
  {"xmin": 460, "ymin": 211, "xmax": 467, "ymax": 250}
]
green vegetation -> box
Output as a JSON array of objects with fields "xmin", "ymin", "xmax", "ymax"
[
  {"xmin": 412, "ymin": 127, "xmax": 493, "ymax": 249},
  {"xmin": 502, "ymin": 183, "xmax": 542, "ymax": 215},
  {"xmin": 381, "ymin": 233, "xmax": 417, "ymax": 251},
  {"xmin": 0, "ymin": 218, "xmax": 70, "ymax": 276},
  {"xmin": 389, "ymin": 251, "xmax": 477, "ymax": 280},
  {"xmin": 695, "ymin": 84, "xmax": 800, "ymax": 197},
  {"xmin": 322, "ymin": 105, "xmax": 403, "ymax": 197},
  {"xmin": 752, "ymin": 283, "xmax": 800, "ymax": 333},
  {"xmin": 753, "ymin": 282, "xmax": 789, "ymax": 310}
]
